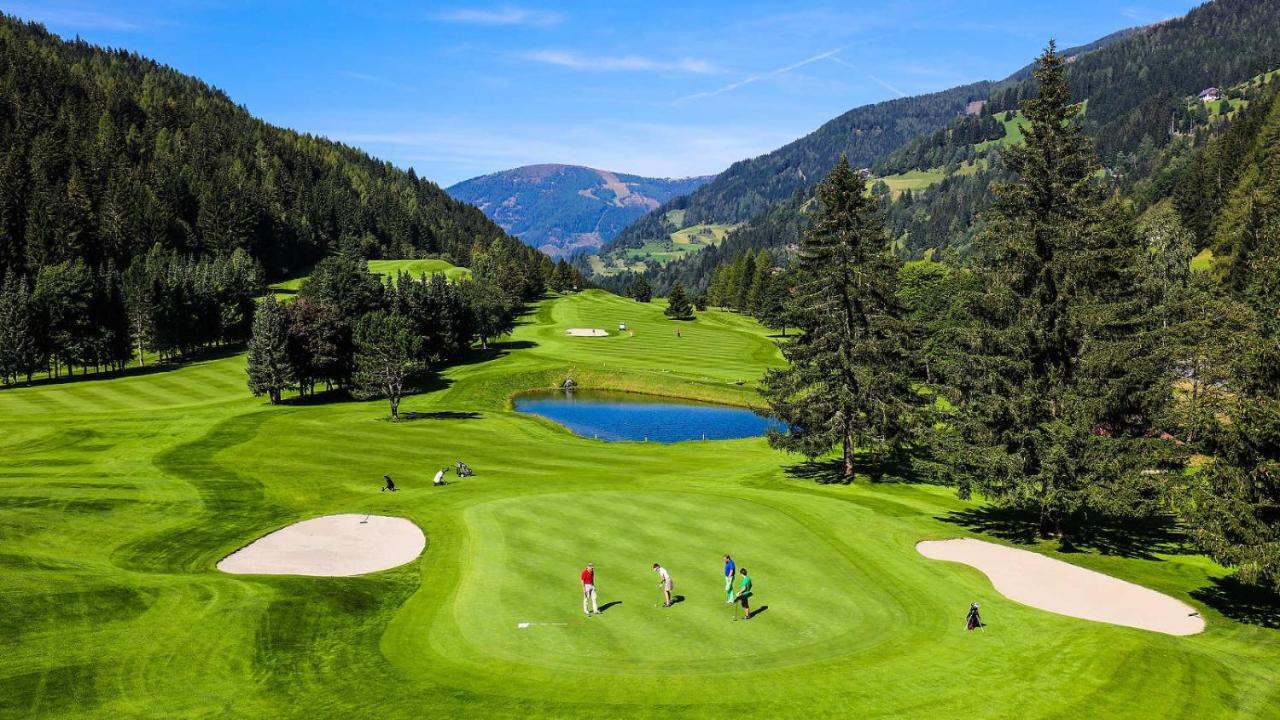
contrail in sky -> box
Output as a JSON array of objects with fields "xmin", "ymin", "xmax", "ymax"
[{"xmin": 677, "ymin": 48, "xmax": 844, "ymax": 102}]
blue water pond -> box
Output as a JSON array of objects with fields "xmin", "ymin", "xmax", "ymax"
[{"xmin": 514, "ymin": 390, "xmax": 779, "ymax": 442}]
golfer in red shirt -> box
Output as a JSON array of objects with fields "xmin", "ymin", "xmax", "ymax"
[{"xmin": 581, "ymin": 563, "xmax": 600, "ymax": 616}]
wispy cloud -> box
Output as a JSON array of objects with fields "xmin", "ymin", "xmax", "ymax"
[
  {"xmin": 5, "ymin": 3, "xmax": 150, "ymax": 31},
  {"xmin": 523, "ymin": 50, "xmax": 717, "ymax": 74},
  {"xmin": 677, "ymin": 48, "xmax": 842, "ymax": 102},
  {"xmin": 437, "ymin": 6, "xmax": 562, "ymax": 27},
  {"xmin": 339, "ymin": 71, "xmax": 416, "ymax": 94}
]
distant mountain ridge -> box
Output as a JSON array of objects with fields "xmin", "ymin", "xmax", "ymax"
[{"xmin": 447, "ymin": 164, "xmax": 712, "ymax": 257}]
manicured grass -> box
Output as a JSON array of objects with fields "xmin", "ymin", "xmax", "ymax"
[
  {"xmin": 270, "ymin": 258, "xmax": 470, "ymax": 293},
  {"xmin": 3, "ymin": 289, "xmax": 1279, "ymax": 718}
]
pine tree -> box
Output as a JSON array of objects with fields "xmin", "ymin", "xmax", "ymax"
[
  {"xmin": 664, "ymin": 282, "xmax": 694, "ymax": 320},
  {"xmin": 747, "ymin": 250, "xmax": 773, "ymax": 314},
  {"xmin": 628, "ymin": 274, "xmax": 652, "ymax": 303},
  {"xmin": 0, "ymin": 270, "xmax": 40, "ymax": 384},
  {"xmin": 245, "ymin": 295, "xmax": 293, "ymax": 405},
  {"xmin": 762, "ymin": 156, "xmax": 919, "ymax": 481},
  {"xmin": 939, "ymin": 43, "xmax": 1168, "ymax": 541},
  {"xmin": 734, "ymin": 252, "xmax": 756, "ymax": 311}
]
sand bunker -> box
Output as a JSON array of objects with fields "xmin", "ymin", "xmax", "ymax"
[
  {"xmin": 917, "ymin": 538, "xmax": 1204, "ymax": 636},
  {"xmin": 218, "ymin": 514, "xmax": 425, "ymax": 577},
  {"xmin": 565, "ymin": 328, "xmax": 608, "ymax": 337}
]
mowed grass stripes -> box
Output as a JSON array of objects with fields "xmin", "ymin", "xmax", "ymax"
[{"xmin": 1, "ymin": 291, "xmax": 1278, "ymax": 719}]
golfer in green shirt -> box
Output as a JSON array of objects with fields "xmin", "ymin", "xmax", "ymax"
[{"xmin": 734, "ymin": 568, "xmax": 753, "ymax": 620}]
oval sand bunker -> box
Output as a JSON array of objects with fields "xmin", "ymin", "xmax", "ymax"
[
  {"xmin": 565, "ymin": 328, "xmax": 608, "ymax": 337},
  {"xmin": 918, "ymin": 538, "xmax": 1204, "ymax": 636},
  {"xmin": 218, "ymin": 514, "xmax": 425, "ymax": 577}
]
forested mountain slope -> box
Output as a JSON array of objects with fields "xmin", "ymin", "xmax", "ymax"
[
  {"xmin": 604, "ymin": 81, "xmax": 989, "ymax": 254},
  {"xmin": 447, "ymin": 164, "xmax": 711, "ymax": 258},
  {"xmin": 0, "ymin": 15, "xmax": 521, "ymax": 281},
  {"xmin": 640, "ymin": 0, "xmax": 1280, "ymax": 293},
  {"xmin": 592, "ymin": 23, "xmax": 1141, "ymax": 282}
]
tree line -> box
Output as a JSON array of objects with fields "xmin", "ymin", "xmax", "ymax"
[
  {"xmin": 762, "ymin": 44, "xmax": 1280, "ymax": 592},
  {"xmin": 0, "ymin": 246, "xmax": 260, "ymax": 384},
  {"xmin": 247, "ymin": 238, "xmax": 551, "ymax": 417}
]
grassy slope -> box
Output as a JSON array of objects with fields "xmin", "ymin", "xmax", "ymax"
[
  {"xmin": 2, "ymin": 290, "xmax": 1279, "ymax": 718},
  {"xmin": 590, "ymin": 223, "xmax": 737, "ymax": 277},
  {"xmin": 270, "ymin": 259, "xmax": 471, "ymax": 293}
]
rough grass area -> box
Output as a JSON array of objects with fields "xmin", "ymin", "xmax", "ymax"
[{"xmin": 3, "ymin": 290, "xmax": 1279, "ymax": 718}]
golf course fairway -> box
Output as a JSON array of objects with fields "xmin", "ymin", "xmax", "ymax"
[{"xmin": 3, "ymin": 290, "xmax": 1279, "ymax": 719}]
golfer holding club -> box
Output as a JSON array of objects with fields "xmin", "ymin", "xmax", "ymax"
[
  {"xmin": 723, "ymin": 554, "xmax": 736, "ymax": 603},
  {"xmin": 653, "ymin": 563, "xmax": 673, "ymax": 607},
  {"xmin": 581, "ymin": 563, "xmax": 600, "ymax": 616},
  {"xmin": 734, "ymin": 568, "xmax": 753, "ymax": 621}
]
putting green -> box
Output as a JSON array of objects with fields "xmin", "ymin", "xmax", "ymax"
[
  {"xmin": 2, "ymin": 290, "xmax": 1279, "ymax": 718},
  {"xmin": 453, "ymin": 491, "xmax": 875, "ymax": 670}
]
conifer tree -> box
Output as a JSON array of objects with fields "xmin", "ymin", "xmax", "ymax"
[
  {"xmin": 246, "ymin": 295, "xmax": 293, "ymax": 405},
  {"xmin": 747, "ymin": 250, "xmax": 773, "ymax": 314},
  {"xmin": 628, "ymin": 274, "xmax": 652, "ymax": 303},
  {"xmin": 0, "ymin": 270, "xmax": 40, "ymax": 384},
  {"xmin": 664, "ymin": 282, "xmax": 694, "ymax": 320},
  {"xmin": 762, "ymin": 155, "xmax": 919, "ymax": 481},
  {"xmin": 939, "ymin": 42, "xmax": 1168, "ymax": 541}
]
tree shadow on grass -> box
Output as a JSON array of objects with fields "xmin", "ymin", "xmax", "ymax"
[
  {"xmin": 392, "ymin": 411, "xmax": 482, "ymax": 422},
  {"xmin": 783, "ymin": 447, "xmax": 931, "ymax": 485},
  {"xmin": 0, "ymin": 344, "xmax": 245, "ymax": 391},
  {"xmin": 451, "ymin": 340, "xmax": 537, "ymax": 368},
  {"xmin": 1191, "ymin": 576, "xmax": 1280, "ymax": 629},
  {"xmin": 936, "ymin": 505, "xmax": 1192, "ymax": 560}
]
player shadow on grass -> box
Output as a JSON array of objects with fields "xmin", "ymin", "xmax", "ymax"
[
  {"xmin": 747, "ymin": 605, "xmax": 770, "ymax": 619},
  {"xmin": 936, "ymin": 505, "xmax": 1192, "ymax": 560},
  {"xmin": 598, "ymin": 601, "xmax": 622, "ymax": 613},
  {"xmin": 1191, "ymin": 576, "xmax": 1280, "ymax": 629}
]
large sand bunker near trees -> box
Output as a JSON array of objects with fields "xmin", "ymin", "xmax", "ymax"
[
  {"xmin": 217, "ymin": 514, "xmax": 426, "ymax": 577},
  {"xmin": 917, "ymin": 538, "xmax": 1205, "ymax": 636},
  {"xmin": 565, "ymin": 328, "xmax": 608, "ymax": 337}
]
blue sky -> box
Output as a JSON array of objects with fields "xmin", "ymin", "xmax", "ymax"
[{"xmin": 10, "ymin": 1, "xmax": 1202, "ymax": 187}]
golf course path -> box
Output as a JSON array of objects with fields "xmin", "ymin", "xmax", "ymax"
[
  {"xmin": 217, "ymin": 514, "xmax": 425, "ymax": 576},
  {"xmin": 917, "ymin": 539, "xmax": 1206, "ymax": 636}
]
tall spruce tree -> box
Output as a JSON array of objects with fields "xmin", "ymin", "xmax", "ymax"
[
  {"xmin": 0, "ymin": 270, "xmax": 39, "ymax": 384},
  {"xmin": 628, "ymin": 274, "xmax": 652, "ymax": 303},
  {"xmin": 664, "ymin": 282, "xmax": 694, "ymax": 320},
  {"xmin": 246, "ymin": 295, "xmax": 293, "ymax": 405},
  {"xmin": 939, "ymin": 43, "xmax": 1168, "ymax": 541},
  {"xmin": 762, "ymin": 155, "xmax": 919, "ymax": 481}
]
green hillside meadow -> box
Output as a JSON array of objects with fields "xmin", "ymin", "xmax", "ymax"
[
  {"xmin": 269, "ymin": 259, "xmax": 472, "ymax": 294},
  {"xmin": 2, "ymin": 290, "xmax": 1278, "ymax": 718}
]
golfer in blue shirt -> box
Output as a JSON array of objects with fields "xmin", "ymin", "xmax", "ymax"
[{"xmin": 723, "ymin": 554, "xmax": 736, "ymax": 603}]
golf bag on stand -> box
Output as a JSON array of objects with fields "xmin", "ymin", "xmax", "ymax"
[
  {"xmin": 966, "ymin": 602, "xmax": 984, "ymax": 631},
  {"xmin": 456, "ymin": 461, "xmax": 474, "ymax": 478}
]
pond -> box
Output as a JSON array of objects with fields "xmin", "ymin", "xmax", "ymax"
[{"xmin": 514, "ymin": 390, "xmax": 780, "ymax": 442}]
